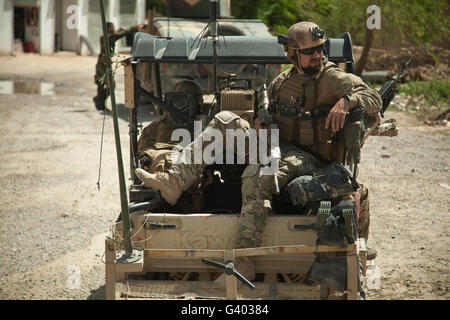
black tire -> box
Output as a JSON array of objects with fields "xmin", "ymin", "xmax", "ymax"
[{"xmin": 203, "ymin": 24, "xmax": 246, "ymax": 37}]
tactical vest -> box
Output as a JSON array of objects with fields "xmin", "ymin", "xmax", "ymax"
[{"xmin": 272, "ymin": 65, "xmax": 344, "ymax": 163}]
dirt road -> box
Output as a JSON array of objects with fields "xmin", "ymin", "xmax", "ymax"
[{"xmin": 0, "ymin": 53, "xmax": 448, "ymax": 300}]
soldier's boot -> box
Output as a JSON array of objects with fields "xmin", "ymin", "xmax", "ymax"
[
  {"xmin": 135, "ymin": 169, "xmax": 185, "ymax": 205},
  {"xmin": 93, "ymin": 83, "xmax": 108, "ymax": 110},
  {"xmin": 93, "ymin": 96, "xmax": 106, "ymax": 110},
  {"xmin": 135, "ymin": 153, "xmax": 205, "ymax": 205},
  {"xmin": 367, "ymin": 247, "xmax": 377, "ymax": 260}
]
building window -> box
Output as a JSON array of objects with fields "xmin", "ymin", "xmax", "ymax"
[
  {"xmin": 89, "ymin": 0, "xmax": 109, "ymax": 13},
  {"xmin": 120, "ymin": 0, "xmax": 136, "ymax": 14}
]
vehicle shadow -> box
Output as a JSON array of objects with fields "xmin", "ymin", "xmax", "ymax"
[{"xmin": 87, "ymin": 284, "xmax": 106, "ymax": 300}]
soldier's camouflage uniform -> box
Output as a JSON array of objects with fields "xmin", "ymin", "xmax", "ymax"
[
  {"xmin": 238, "ymin": 61, "xmax": 382, "ymax": 248},
  {"xmin": 137, "ymin": 115, "xmax": 179, "ymax": 174},
  {"xmin": 163, "ymin": 111, "xmax": 252, "ymax": 193}
]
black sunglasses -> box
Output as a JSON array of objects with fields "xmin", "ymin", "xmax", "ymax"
[{"xmin": 299, "ymin": 44, "xmax": 325, "ymax": 55}]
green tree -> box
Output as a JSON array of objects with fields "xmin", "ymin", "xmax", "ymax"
[
  {"xmin": 146, "ymin": 0, "xmax": 168, "ymax": 16},
  {"xmin": 258, "ymin": 1, "xmax": 447, "ymax": 71},
  {"xmin": 150, "ymin": 1, "xmax": 450, "ymax": 74}
]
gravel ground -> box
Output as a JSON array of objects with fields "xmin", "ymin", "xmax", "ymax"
[{"xmin": 0, "ymin": 53, "xmax": 448, "ymax": 300}]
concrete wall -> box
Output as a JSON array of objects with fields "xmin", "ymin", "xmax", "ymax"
[
  {"xmin": 136, "ymin": 0, "xmax": 145, "ymax": 24},
  {"xmin": 54, "ymin": 0, "xmax": 62, "ymax": 50},
  {"xmin": 0, "ymin": 0, "xmax": 13, "ymax": 55},
  {"xmin": 109, "ymin": 0, "xmax": 120, "ymax": 50},
  {"xmin": 77, "ymin": 0, "xmax": 89, "ymax": 55},
  {"xmin": 87, "ymin": 0, "xmax": 108, "ymax": 53},
  {"xmin": 0, "ymin": 0, "xmax": 144, "ymax": 55},
  {"xmin": 39, "ymin": 0, "xmax": 55, "ymax": 54},
  {"xmin": 59, "ymin": 0, "xmax": 78, "ymax": 51}
]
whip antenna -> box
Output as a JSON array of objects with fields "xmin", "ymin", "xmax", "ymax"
[{"xmin": 98, "ymin": 0, "xmax": 142, "ymax": 263}]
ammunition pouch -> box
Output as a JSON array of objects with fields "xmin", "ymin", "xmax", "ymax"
[
  {"xmin": 304, "ymin": 199, "xmax": 358, "ymax": 292},
  {"xmin": 315, "ymin": 116, "xmax": 334, "ymax": 143},
  {"xmin": 273, "ymin": 106, "xmax": 297, "ymax": 142},
  {"xmin": 298, "ymin": 119, "xmax": 314, "ymax": 145},
  {"xmin": 273, "ymin": 104, "xmax": 340, "ymax": 162},
  {"xmin": 286, "ymin": 162, "xmax": 356, "ymax": 207},
  {"xmin": 317, "ymin": 199, "xmax": 358, "ymax": 246}
]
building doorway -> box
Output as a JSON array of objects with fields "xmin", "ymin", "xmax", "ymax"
[
  {"xmin": 14, "ymin": 7, "xmax": 26, "ymax": 44},
  {"xmin": 14, "ymin": 6, "xmax": 40, "ymax": 53},
  {"xmin": 24, "ymin": 7, "xmax": 40, "ymax": 52}
]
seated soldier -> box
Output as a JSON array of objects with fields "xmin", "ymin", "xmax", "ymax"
[{"xmin": 136, "ymin": 79, "xmax": 204, "ymax": 182}]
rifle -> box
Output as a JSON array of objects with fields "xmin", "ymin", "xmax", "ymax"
[
  {"xmin": 378, "ymin": 58, "xmax": 412, "ymax": 118},
  {"xmin": 256, "ymin": 84, "xmax": 280, "ymax": 194},
  {"xmin": 255, "ymin": 84, "xmax": 273, "ymax": 127}
]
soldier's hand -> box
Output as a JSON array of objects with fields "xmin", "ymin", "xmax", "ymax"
[
  {"xmin": 325, "ymin": 97, "xmax": 350, "ymax": 133},
  {"xmin": 133, "ymin": 23, "xmax": 145, "ymax": 31}
]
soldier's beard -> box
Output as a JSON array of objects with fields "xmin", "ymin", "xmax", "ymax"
[
  {"xmin": 301, "ymin": 64, "xmax": 321, "ymax": 76},
  {"xmin": 300, "ymin": 56, "xmax": 322, "ymax": 75}
]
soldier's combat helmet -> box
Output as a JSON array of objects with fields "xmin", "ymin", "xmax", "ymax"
[
  {"xmin": 165, "ymin": 79, "xmax": 204, "ymax": 127},
  {"xmin": 286, "ymin": 21, "xmax": 327, "ymax": 50},
  {"xmin": 173, "ymin": 79, "xmax": 203, "ymax": 109},
  {"xmin": 173, "ymin": 79, "xmax": 203, "ymax": 96},
  {"xmin": 279, "ymin": 22, "xmax": 327, "ymax": 70}
]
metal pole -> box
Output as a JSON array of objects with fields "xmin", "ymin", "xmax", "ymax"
[
  {"xmin": 152, "ymin": 62, "xmax": 163, "ymax": 115},
  {"xmin": 99, "ymin": 0, "xmax": 133, "ymax": 257},
  {"xmin": 209, "ymin": 0, "xmax": 219, "ymax": 93}
]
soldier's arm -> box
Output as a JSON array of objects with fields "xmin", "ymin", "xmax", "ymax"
[
  {"xmin": 109, "ymin": 24, "xmax": 143, "ymax": 43},
  {"xmin": 329, "ymin": 69, "xmax": 382, "ymax": 115},
  {"xmin": 137, "ymin": 119, "xmax": 160, "ymax": 152},
  {"xmin": 344, "ymin": 74, "xmax": 382, "ymax": 115},
  {"xmin": 325, "ymin": 69, "xmax": 382, "ymax": 132}
]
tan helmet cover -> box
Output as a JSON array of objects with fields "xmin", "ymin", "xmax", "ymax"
[{"xmin": 286, "ymin": 22, "xmax": 326, "ymax": 50}]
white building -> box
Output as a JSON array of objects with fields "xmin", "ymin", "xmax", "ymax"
[{"xmin": 0, "ymin": 0, "xmax": 146, "ymax": 55}]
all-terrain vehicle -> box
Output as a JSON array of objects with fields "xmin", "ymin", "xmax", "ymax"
[{"xmin": 105, "ymin": 0, "xmax": 402, "ymax": 299}]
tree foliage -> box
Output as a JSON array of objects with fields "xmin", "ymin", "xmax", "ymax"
[
  {"xmin": 381, "ymin": 0, "xmax": 450, "ymax": 48},
  {"xmin": 145, "ymin": 0, "xmax": 449, "ymax": 70},
  {"xmin": 232, "ymin": 0, "xmax": 449, "ymax": 49},
  {"xmin": 146, "ymin": 0, "xmax": 168, "ymax": 16}
]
